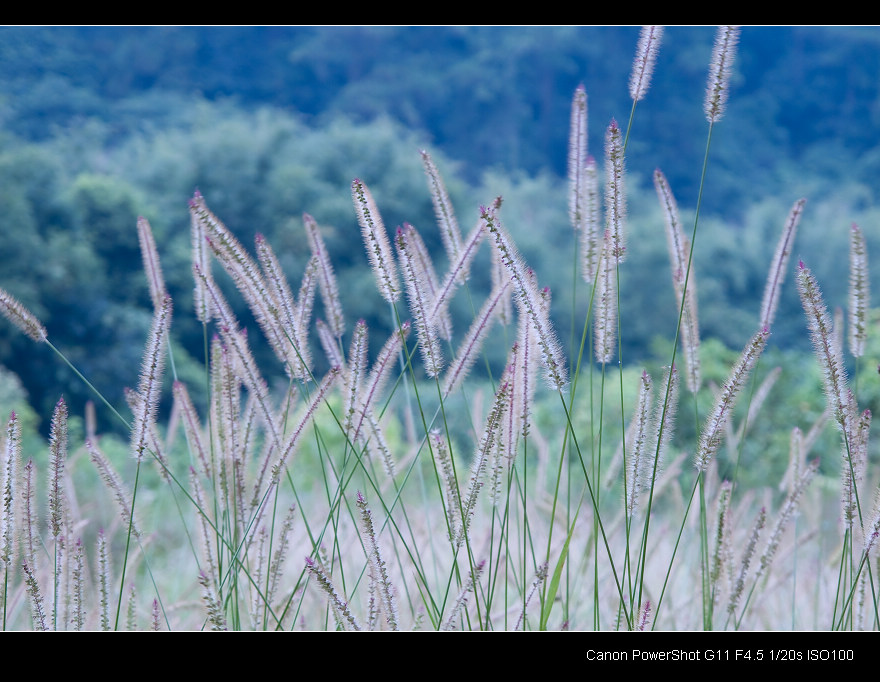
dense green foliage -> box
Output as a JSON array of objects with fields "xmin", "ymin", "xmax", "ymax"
[{"xmin": 0, "ymin": 26, "xmax": 878, "ymax": 451}]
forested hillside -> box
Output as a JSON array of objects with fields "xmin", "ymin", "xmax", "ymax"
[{"xmin": 0, "ymin": 26, "xmax": 878, "ymax": 434}]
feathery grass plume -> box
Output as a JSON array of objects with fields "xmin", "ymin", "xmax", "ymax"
[
  {"xmin": 0, "ymin": 287, "xmax": 47, "ymax": 343},
  {"xmin": 421, "ymin": 149, "xmax": 463, "ymax": 271},
  {"xmin": 442, "ymin": 559, "xmax": 485, "ymax": 631},
  {"xmin": 269, "ymin": 367, "xmax": 340, "ymax": 483},
  {"xmin": 849, "ymin": 223, "xmax": 869, "ymax": 358},
  {"xmin": 21, "ymin": 458, "xmax": 36, "ymax": 574},
  {"xmin": 131, "ymin": 295, "xmax": 172, "ymax": 464},
  {"xmin": 124, "ymin": 387, "xmax": 171, "ymax": 483},
  {"xmin": 303, "ymin": 213, "xmax": 345, "ymax": 339},
  {"xmin": 1, "ymin": 412, "xmax": 19, "ymax": 569},
  {"xmin": 87, "ymin": 440, "xmax": 141, "ymax": 539},
  {"xmin": 432, "ymin": 430, "xmax": 461, "ymax": 543},
  {"xmin": 637, "ymin": 601, "xmax": 653, "ymax": 631},
  {"xmin": 267, "ymin": 503, "xmax": 297, "ymax": 606},
  {"xmin": 649, "ymin": 364, "xmax": 679, "ymax": 490},
  {"xmin": 71, "ymin": 538, "xmax": 84, "ymax": 631},
  {"xmin": 843, "ymin": 408, "xmax": 871, "ymax": 531},
  {"xmin": 48, "ymin": 397, "xmax": 67, "ymax": 539},
  {"xmin": 173, "ymin": 381, "xmax": 211, "ymax": 479},
  {"xmin": 256, "ymin": 232, "xmax": 311, "ymax": 378},
  {"xmin": 137, "ymin": 216, "xmax": 167, "ymax": 312},
  {"xmin": 150, "ymin": 598, "xmax": 160, "ymax": 631},
  {"xmin": 490, "ymin": 221, "xmax": 514, "ymax": 326},
  {"xmin": 358, "ymin": 322, "xmax": 409, "ymax": 422},
  {"xmin": 351, "ymin": 321, "xmax": 409, "ymax": 452},
  {"xmin": 710, "ymin": 481, "xmax": 733, "ymax": 590},
  {"xmin": 188, "ymin": 468, "xmax": 219, "ymax": 594},
  {"xmin": 605, "ymin": 119, "xmax": 627, "ymax": 263},
  {"xmin": 515, "ymin": 561, "xmax": 548, "ymax": 631},
  {"xmin": 442, "ymin": 282, "xmax": 510, "ymax": 400},
  {"xmin": 212, "ymin": 341, "xmax": 246, "ymax": 531},
  {"xmin": 856, "ymin": 566, "xmax": 870, "ymax": 631},
  {"xmin": 358, "ymin": 410, "xmax": 396, "ymax": 478},
  {"xmin": 189, "ymin": 191, "xmax": 213, "ymax": 323},
  {"xmin": 797, "ymin": 262, "xmax": 850, "ymax": 435},
  {"xmin": 196, "ymin": 196, "xmax": 294, "ymax": 376},
  {"xmin": 97, "ymin": 529, "xmax": 111, "ymax": 631},
  {"xmin": 356, "ymin": 491, "xmax": 398, "ymax": 630},
  {"xmin": 407, "ymin": 224, "xmax": 453, "ymax": 341},
  {"xmin": 503, "ymin": 344, "xmax": 524, "ymax": 459},
  {"xmin": 579, "ymin": 157, "xmax": 601, "ymax": 285},
  {"xmin": 22, "ymin": 559, "xmax": 46, "ymax": 631},
  {"xmin": 654, "ymin": 169, "xmax": 701, "ymax": 392},
  {"xmin": 863, "ymin": 488, "xmax": 880, "ymax": 558},
  {"xmin": 728, "ymin": 507, "xmax": 765, "ymax": 617},
  {"xmin": 490, "ymin": 364, "xmax": 513, "ymax": 507},
  {"xmin": 755, "ymin": 459, "xmax": 819, "ymax": 585},
  {"xmin": 630, "ymin": 26, "xmax": 664, "ymax": 101},
  {"xmin": 396, "ymin": 224, "xmax": 443, "ymax": 377},
  {"xmin": 594, "ymin": 232, "xmax": 618, "ymax": 365},
  {"xmin": 626, "ymin": 371, "xmax": 653, "ymax": 515},
  {"xmin": 343, "ymin": 320, "xmax": 368, "ymax": 439},
  {"xmin": 352, "ymin": 178, "xmax": 400, "ymax": 304},
  {"xmin": 296, "ymin": 254, "xmax": 319, "ymax": 336},
  {"xmin": 568, "ymin": 85, "xmax": 588, "ymax": 232},
  {"xmin": 195, "ymin": 264, "xmax": 282, "ymax": 447},
  {"xmin": 58, "ymin": 529, "xmax": 72, "ymax": 629},
  {"xmin": 760, "ymin": 198, "xmax": 805, "ymax": 331},
  {"xmin": 695, "ymin": 327, "xmax": 770, "ymax": 472},
  {"xmin": 431, "ymin": 216, "xmax": 486, "ymax": 324},
  {"xmin": 316, "ymin": 318, "xmax": 344, "ymax": 371},
  {"xmin": 249, "ymin": 528, "xmax": 267, "ymax": 630},
  {"xmin": 705, "ymin": 26, "xmax": 740, "ymax": 123},
  {"xmin": 304, "ymin": 556, "xmax": 362, "ymax": 631},
  {"xmin": 511, "ymin": 285, "xmax": 543, "ymax": 442},
  {"xmin": 459, "ymin": 382, "xmax": 510, "ymax": 548},
  {"xmin": 484, "ymin": 206, "xmax": 567, "ymax": 390},
  {"xmin": 199, "ymin": 570, "xmax": 228, "ymax": 631},
  {"xmin": 125, "ymin": 584, "xmax": 137, "ymax": 630}
]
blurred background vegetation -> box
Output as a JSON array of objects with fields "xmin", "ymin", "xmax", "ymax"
[{"xmin": 0, "ymin": 26, "xmax": 878, "ymax": 487}]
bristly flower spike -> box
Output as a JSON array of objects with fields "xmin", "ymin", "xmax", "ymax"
[
  {"xmin": 352, "ymin": 178, "xmax": 400, "ymax": 304},
  {"xmin": 695, "ymin": 327, "xmax": 769, "ymax": 472},
  {"xmin": 1, "ymin": 411, "xmax": 20, "ymax": 568},
  {"xmin": 396, "ymin": 224, "xmax": 443, "ymax": 377},
  {"xmin": 760, "ymin": 198, "xmax": 805, "ymax": 331},
  {"xmin": 304, "ymin": 556, "xmax": 363, "ymax": 631},
  {"xmin": 849, "ymin": 222, "xmax": 869, "ymax": 358},
  {"xmin": 797, "ymin": 261, "xmax": 850, "ymax": 435},
  {"xmin": 568, "ymin": 85, "xmax": 588, "ymax": 233},
  {"xmin": 594, "ymin": 231, "xmax": 617, "ymax": 365},
  {"xmin": 48, "ymin": 397, "xmax": 68, "ymax": 538},
  {"xmin": 605, "ymin": 119, "xmax": 627, "ymax": 263},
  {"xmin": 654, "ymin": 169, "xmax": 700, "ymax": 392},
  {"xmin": 421, "ymin": 150, "xmax": 463, "ymax": 269},
  {"xmin": 189, "ymin": 194, "xmax": 212, "ymax": 323},
  {"xmin": 705, "ymin": 26, "xmax": 740, "ymax": 123},
  {"xmin": 630, "ymin": 26, "xmax": 664, "ymax": 102},
  {"xmin": 137, "ymin": 216, "xmax": 167, "ymax": 312},
  {"xmin": 304, "ymin": 213, "xmax": 345, "ymax": 339},
  {"xmin": 0, "ymin": 287, "xmax": 47, "ymax": 343},
  {"xmin": 356, "ymin": 491, "xmax": 398, "ymax": 630},
  {"xmin": 580, "ymin": 157, "xmax": 601, "ymax": 285},
  {"xmin": 131, "ymin": 295, "xmax": 172, "ymax": 464},
  {"xmin": 483, "ymin": 206, "xmax": 567, "ymax": 390}
]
